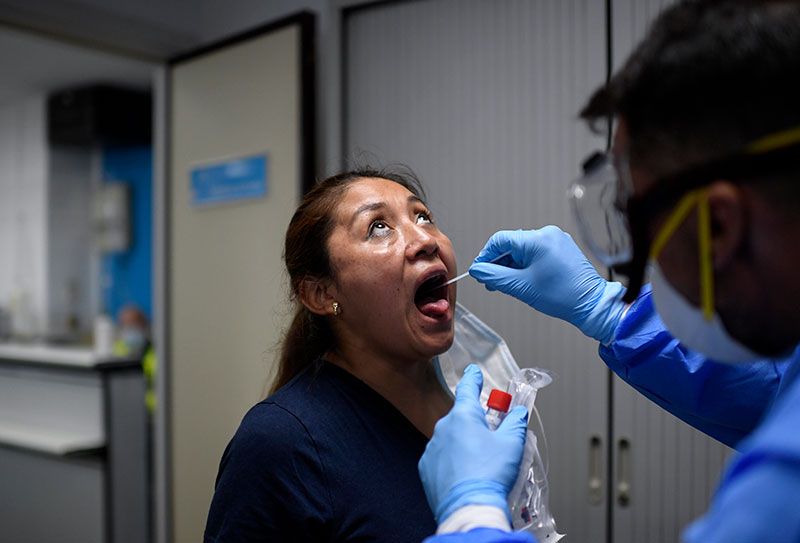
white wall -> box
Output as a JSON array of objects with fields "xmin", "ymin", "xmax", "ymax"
[
  {"xmin": 0, "ymin": 95, "xmax": 102, "ymax": 340},
  {"xmin": 46, "ymin": 145, "xmax": 95, "ymax": 337},
  {"xmin": 0, "ymin": 95, "xmax": 48, "ymax": 337}
]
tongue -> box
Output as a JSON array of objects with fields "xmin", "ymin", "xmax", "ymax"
[{"xmin": 418, "ymin": 298, "xmax": 450, "ymax": 318}]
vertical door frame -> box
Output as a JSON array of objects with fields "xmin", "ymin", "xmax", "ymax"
[
  {"xmin": 154, "ymin": 12, "xmax": 316, "ymax": 542},
  {"xmin": 603, "ymin": 2, "xmax": 615, "ymax": 541}
]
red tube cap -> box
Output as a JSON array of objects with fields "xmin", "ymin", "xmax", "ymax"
[{"xmin": 487, "ymin": 389, "xmax": 512, "ymax": 413}]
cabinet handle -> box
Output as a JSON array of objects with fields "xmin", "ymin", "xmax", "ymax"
[
  {"xmin": 617, "ymin": 437, "xmax": 631, "ymax": 507},
  {"xmin": 588, "ymin": 435, "xmax": 603, "ymax": 505}
]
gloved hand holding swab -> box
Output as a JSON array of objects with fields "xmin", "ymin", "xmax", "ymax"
[{"xmin": 443, "ymin": 250, "xmax": 512, "ymax": 287}]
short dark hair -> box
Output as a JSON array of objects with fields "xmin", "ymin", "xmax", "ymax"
[{"xmin": 581, "ymin": 0, "xmax": 800, "ymax": 180}]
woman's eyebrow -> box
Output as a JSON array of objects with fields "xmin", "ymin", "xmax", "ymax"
[
  {"xmin": 407, "ymin": 195, "xmax": 424, "ymax": 206},
  {"xmin": 350, "ymin": 201, "xmax": 386, "ymax": 225}
]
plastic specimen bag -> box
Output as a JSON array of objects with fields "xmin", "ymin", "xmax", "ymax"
[
  {"xmin": 435, "ymin": 303, "xmax": 520, "ymax": 406},
  {"xmin": 507, "ymin": 368, "xmax": 563, "ymax": 540},
  {"xmin": 434, "ymin": 303, "xmax": 564, "ymax": 541}
]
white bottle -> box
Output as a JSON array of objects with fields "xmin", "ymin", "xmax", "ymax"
[
  {"xmin": 485, "ymin": 389, "xmax": 512, "ymax": 430},
  {"xmin": 94, "ymin": 314, "xmax": 114, "ymax": 357}
]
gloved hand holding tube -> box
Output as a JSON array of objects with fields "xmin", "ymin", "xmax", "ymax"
[
  {"xmin": 419, "ymin": 365, "xmax": 529, "ymax": 527},
  {"xmin": 469, "ymin": 226, "xmax": 627, "ymax": 344}
]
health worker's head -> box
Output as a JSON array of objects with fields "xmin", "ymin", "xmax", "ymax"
[
  {"xmin": 272, "ymin": 167, "xmax": 456, "ymax": 392},
  {"xmin": 580, "ymin": 0, "xmax": 800, "ymax": 359}
]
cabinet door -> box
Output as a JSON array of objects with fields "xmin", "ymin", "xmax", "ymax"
[
  {"xmin": 612, "ymin": 380, "xmax": 732, "ymax": 543},
  {"xmin": 609, "ymin": 2, "xmax": 732, "ymax": 542},
  {"xmin": 167, "ymin": 14, "xmax": 314, "ymax": 542},
  {"xmin": 345, "ymin": 2, "xmax": 608, "ymax": 540}
]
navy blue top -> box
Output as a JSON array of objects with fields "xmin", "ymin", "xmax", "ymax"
[{"xmin": 204, "ymin": 360, "xmax": 437, "ymax": 542}]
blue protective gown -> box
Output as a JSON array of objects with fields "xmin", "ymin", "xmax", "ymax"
[
  {"xmin": 425, "ymin": 284, "xmax": 800, "ymax": 543},
  {"xmin": 602, "ymin": 285, "xmax": 800, "ymax": 541}
]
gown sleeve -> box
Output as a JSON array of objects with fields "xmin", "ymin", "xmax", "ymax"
[
  {"xmin": 598, "ymin": 284, "xmax": 788, "ymax": 449},
  {"xmin": 204, "ymin": 402, "xmax": 335, "ymax": 543}
]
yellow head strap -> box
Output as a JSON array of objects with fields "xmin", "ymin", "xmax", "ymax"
[{"xmin": 649, "ymin": 189, "xmax": 715, "ymax": 321}]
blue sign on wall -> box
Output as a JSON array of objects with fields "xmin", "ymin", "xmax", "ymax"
[{"xmin": 190, "ymin": 154, "xmax": 268, "ymax": 206}]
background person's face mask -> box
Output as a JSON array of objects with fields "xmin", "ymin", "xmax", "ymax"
[{"xmin": 121, "ymin": 326, "xmax": 148, "ymax": 354}]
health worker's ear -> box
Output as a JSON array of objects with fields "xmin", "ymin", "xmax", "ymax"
[
  {"xmin": 707, "ymin": 180, "xmax": 746, "ymax": 270},
  {"xmin": 298, "ymin": 277, "xmax": 338, "ymax": 316}
]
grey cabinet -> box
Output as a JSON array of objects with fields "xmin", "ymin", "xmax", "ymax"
[
  {"xmin": 343, "ymin": 1, "xmax": 729, "ymax": 541},
  {"xmin": 0, "ymin": 344, "xmax": 148, "ymax": 543},
  {"xmin": 608, "ymin": 0, "xmax": 733, "ymax": 539}
]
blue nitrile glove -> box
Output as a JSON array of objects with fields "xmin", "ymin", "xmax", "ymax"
[
  {"xmin": 469, "ymin": 226, "xmax": 627, "ymax": 344},
  {"xmin": 419, "ymin": 365, "xmax": 528, "ymax": 525}
]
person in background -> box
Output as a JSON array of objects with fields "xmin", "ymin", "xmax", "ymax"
[
  {"xmin": 114, "ymin": 305, "xmax": 150, "ymax": 356},
  {"xmin": 113, "ymin": 304, "xmax": 156, "ymax": 413}
]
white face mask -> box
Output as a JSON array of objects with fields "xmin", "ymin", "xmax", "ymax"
[
  {"xmin": 121, "ymin": 327, "xmax": 147, "ymax": 354},
  {"xmin": 649, "ymin": 263, "xmax": 762, "ymax": 363}
]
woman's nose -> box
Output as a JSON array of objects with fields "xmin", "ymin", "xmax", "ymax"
[{"xmin": 406, "ymin": 224, "xmax": 439, "ymax": 260}]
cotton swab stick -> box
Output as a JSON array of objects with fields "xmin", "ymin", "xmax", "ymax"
[{"xmin": 442, "ymin": 250, "xmax": 513, "ymax": 287}]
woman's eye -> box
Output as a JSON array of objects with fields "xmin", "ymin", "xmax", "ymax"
[
  {"xmin": 416, "ymin": 211, "xmax": 433, "ymax": 225},
  {"xmin": 368, "ymin": 220, "xmax": 390, "ymax": 238}
]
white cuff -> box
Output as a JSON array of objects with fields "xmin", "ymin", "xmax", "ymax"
[
  {"xmin": 619, "ymin": 302, "xmax": 633, "ymax": 323},
  {"xmin": 603, "ymin": 302, "xmax": 634, "ymax": 346},
  {"xmin": 437, "ymin": 505, "xmax": 512, "ymax": 534}
]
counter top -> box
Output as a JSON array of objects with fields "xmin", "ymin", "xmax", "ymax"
[
  {"xmin": 0, "ymin": 420, "xmax": 104, "ymax": 456},
  {"xmin": 0, "ymin": 343, "xmax": 138, "ymax": 369}
]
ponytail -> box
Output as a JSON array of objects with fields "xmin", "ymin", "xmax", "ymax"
[{"xmin": 269, "ymin": 304, "xmax": 334, "ymax": 394}]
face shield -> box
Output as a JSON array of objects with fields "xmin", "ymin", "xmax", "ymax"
[{"xmin": 569, "ymin": 125, "xmax": 800, "ymax": 304}]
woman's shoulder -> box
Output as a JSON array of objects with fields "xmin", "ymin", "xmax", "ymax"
[
  {"xmin": 208, "ymin": 392, "xmax": 335, "ymax": 542},
  {"xmin": 261, "ymin": 360, "xmax": 355, "ymax": 414},
  {"xmin": 239, "ymin": 400, "xmax": 308, "ymax": 438},
  {"xmin": 220, "ymin": 402, "xmax": 316, "ymax": 476},
  {"xmin": 233, "ymin": 363, "xmax": 332, "ymax": 441}
]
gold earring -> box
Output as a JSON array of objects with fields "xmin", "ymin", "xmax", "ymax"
[{"xmin": 332, "ymin": 301, "xmax": 340, "ymax": 316}]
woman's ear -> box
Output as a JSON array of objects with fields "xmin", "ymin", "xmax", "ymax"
[
  {"xmin": 298, "ymin": 278, "xmax": 337, "ymax": 316},
  {"xmin": 707, "ymin": 180, "xmax": 745, "ymax": 270}
]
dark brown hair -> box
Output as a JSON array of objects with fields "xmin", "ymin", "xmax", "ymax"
[
  {"xmin": 580, "ymin": 0, "xmax": 800, "ymax": 183},
  {"xmin": 269, "ymin": 166, "xmax": 427, "ymax": 394}
]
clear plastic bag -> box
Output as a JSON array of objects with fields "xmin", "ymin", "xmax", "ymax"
[
  {"xmin": 435, "ymin": 302, "xmax": 521, "ymax": 406},
  {"xmin": 434, "ymin": 303, "xmax": 564, "ymax": 541},
  {"xmin": 506, "ymin": 368, "xmax": 563, "ymax": 541}
]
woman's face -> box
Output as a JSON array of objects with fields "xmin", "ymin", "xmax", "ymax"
[{"xmin": 326, "ymin": 177, "xmax": 457, "ymax": 362}]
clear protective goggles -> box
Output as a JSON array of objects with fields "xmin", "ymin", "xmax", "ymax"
[
  {"xmin": 568, "ymin": 125, "xmax": 800, "ymax": 304},
  {"xmin": 568, "ymin": 151, "xmax": 634, "ymax": 268}
]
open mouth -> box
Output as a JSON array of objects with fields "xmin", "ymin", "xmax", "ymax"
[{"xmin": 414, "ymin": 272, "xmax": 450, "ymax": 319}]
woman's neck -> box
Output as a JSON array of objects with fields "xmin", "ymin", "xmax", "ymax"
[{"xmin": 325, "ymin": 346, "xmax": 453, "ymax": 439}]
